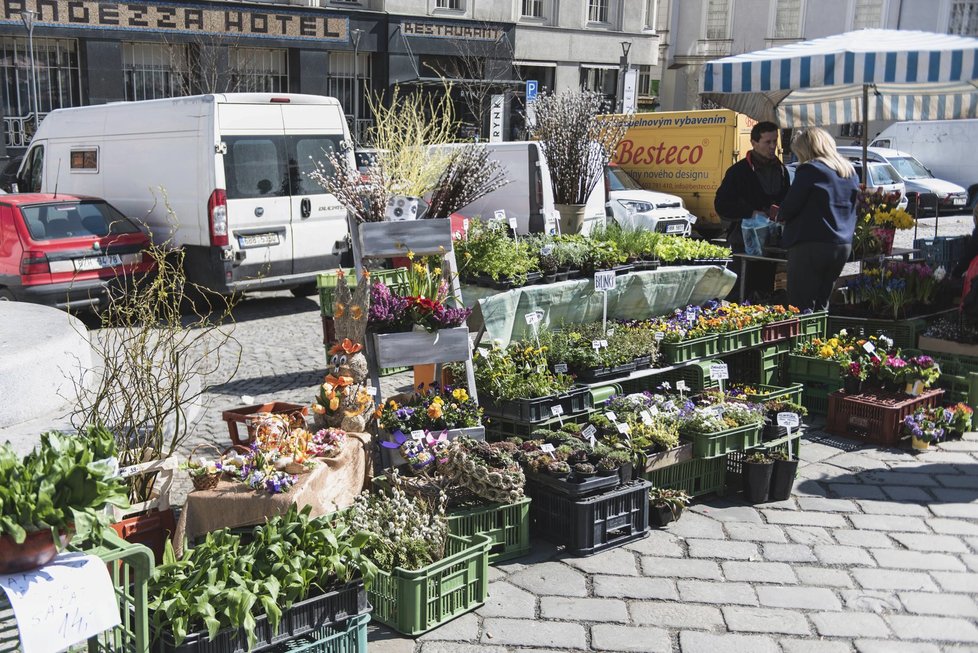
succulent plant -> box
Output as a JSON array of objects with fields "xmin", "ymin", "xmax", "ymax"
[
  {"xmin": 547, "ymin": 460, "xmax": 571, "ymax": 477},
  {"xmin": 441, "ymin": 437, "xmax": 525, "ymax": 504},
  {"xmin": 596, "ymin": 458, "xmax": 619, "ymax": 473},
  {"xmin": 568, "ymin": 449, "xmax": 589, "ymax": 465},
  {"xmin": 573, "ymin": 462, "xmax": 596, "ymax": 476}
]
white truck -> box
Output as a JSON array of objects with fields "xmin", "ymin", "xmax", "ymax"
[
  {"xmin": 871, "ymin": 119, "xmax": 978, "ymax": 208},
  {"xmin": 17, "ymin": 93, "xmax": 353, "ymax": 295}
]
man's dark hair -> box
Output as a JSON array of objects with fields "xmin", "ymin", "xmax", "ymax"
[{"xmin": 750, "ymin": 121, "xmax": 780, "ymax": 142}]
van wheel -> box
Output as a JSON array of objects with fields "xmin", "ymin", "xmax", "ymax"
[
  {"xmin": 0, "ymin": 289, "xmax": 13, "ymax": 301},
  {"xmin": 290, "ymin": 283, "xmax": 317, "ymax": 298}
]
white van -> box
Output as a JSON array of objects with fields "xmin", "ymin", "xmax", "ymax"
[
  {"xmin": 871, "ymin": 119, "xmax": 978, "ymax": 207},
  {"xmin": 17, "ymin": 93, "xmax": 353, "ymax": 295},
  {"xmin": 836, "ymin": 145, "xmax": 967, "ymax": 215}
]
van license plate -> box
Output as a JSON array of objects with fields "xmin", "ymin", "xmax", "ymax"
[
  {"xmin": 238, "ymin": 233, "xmax": 280, "ymax": 247},
  {"xmin": 666, "ymin": 223, "xmax": 686, "ymax": 233},
  {"xmin": 74, "ymin": 255, "xmax": 122, "ymax": 271},
  {"xmin": 953, "ymin": 197, "xmax": 966, "ymax": 206}
]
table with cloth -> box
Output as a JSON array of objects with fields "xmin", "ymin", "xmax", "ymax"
[
  {"xmin": 172, "ymin": 432, "xmax": 371, "ymax": 556},
  {"xmin": 463, "ymin": 265, "xmax": 737, "ymax": 347}
]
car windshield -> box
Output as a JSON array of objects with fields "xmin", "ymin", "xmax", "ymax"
[
  {"xmin": 19, "ymin": 201, "xmax": 141, "ymax": 241},
  {"xmin": 869, "ymin": 164, "xmax": 900, "ymax": 186},
  {"xmin": 888, "ymin": 157, "xmax": 931, "ymax": 180},
  {"xmin": 606, "ymin": 166, "xmax": 643, "ymax": 191}
]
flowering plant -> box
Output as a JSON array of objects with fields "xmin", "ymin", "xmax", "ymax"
[
  {"xmin": 901, "ymin": 406, "xmax": 954, "ymax": 444},
  {"xmin": 857, "ymin": 188, "xmax": 915, "ymax": 229},
  {"xmin": 378, "ymin": 385, "xmax": 482, "ymax": 432},
  {"xmin": 368, "ymin": 270, "xmax": 471, "ymax": 334},
  {"xmin": 903, "ymin": 355, "xmax": 942, "ymax": 388},
  {"xmin": 949, "ymin": 403, "xmax": 974, "ymax": 436}
]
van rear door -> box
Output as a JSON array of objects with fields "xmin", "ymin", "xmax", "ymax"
[{"xmin": 218, "ymin": 103, "xmax": 293, "ymax": 281}]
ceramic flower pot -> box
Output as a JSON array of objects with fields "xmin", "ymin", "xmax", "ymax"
[
  {"xmin": 0, "ymin": 529, "xmax": 69, "ymax": 574},
  {"xmin": 911, "ymin": 435, "xmax": 930, "ymax": 451}
]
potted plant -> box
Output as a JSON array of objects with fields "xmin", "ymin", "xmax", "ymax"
[
  {"xmin": 529, "ymin": 90, "xmax": 628, "ymax": 234},
  {"xmin": 762, "ymin": 399, "xmax": 808, "ymax": 440},
  {"xmin": 572, "ymin": 462, "xmax": 597, "ymax": 480},
  {"xmin": 606, "ymin": 450, "xmax": 634, "ymax": 483},
  {"xmin": 546, "ymin": 460, "xmax": 571, "ymax": 479},
  {"xmin": 768, "ymin": 451, "xmax": 799, "ymax": 501},
  {"xmin": 595, "ymin": 457, "xmax": 619, "ymax": 477},
  {"xmin": 648, "ymin": 487, "xmax": 690, "ymax": 527},
  {"xmin": 741, "ymin": 451, "xmax": 775, "ymax": 504},
  {"xmin": 902, "ymin": 406, "xmax": 952, "ymax": 451}
]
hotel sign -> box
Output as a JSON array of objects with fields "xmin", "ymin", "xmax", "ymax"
[
  {"xmin": 1, "ymin": 0, "xmax": 348, "ymax": 41},
  {"xmin": 401, "ymin": 20, "xmax": 503, "ymax": 41}
]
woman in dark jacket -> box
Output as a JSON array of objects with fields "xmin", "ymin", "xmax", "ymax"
[{"xmin": 777, "ymin": 128, "xmax": 860, "ymax": 311}]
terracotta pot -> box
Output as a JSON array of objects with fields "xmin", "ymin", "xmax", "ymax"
[{"xmin": 0, "ymin": 529, "xmax": 69, "ymax": 574}]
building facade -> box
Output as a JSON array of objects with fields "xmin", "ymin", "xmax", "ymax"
[
  {"xmin": 0, "ymin": 0, "xmax": 661, "ymax": 155},
  {"xmin": 657, "ymin": 0, "xmax": 978, "ymax": 138}
]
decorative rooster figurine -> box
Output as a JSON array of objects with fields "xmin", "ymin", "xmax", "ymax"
[{"xmin": 312, "ymin": 269, "xmax": 374, "ymax": 432}]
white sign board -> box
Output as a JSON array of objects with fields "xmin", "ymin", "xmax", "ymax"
[
  {"xmin": 0, "ymin": 552, "xmax": 121, "ymax": 653},
  {"xmin": 594, "ymin": 271, "xmax": 616, "ymax": 292},
  {"xmin": 490, "ymin": 94, "xmax": 506, "ymax": 143},
  {"xmin": 622, "ymin": 68, "xmax": 639, "ymax": 114},
  {"xmin": 709, "ymin": 363, "xmax": 730, "ymax": 381}
]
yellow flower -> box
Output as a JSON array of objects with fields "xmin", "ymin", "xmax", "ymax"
[
  {"xmin": 432, "ymin": 396, "xmax": 444, "ymax": 405},
  {"xmin": 389, "ymin": 399, "xmax": 399, "ymax": 409},
  {"xmin": 433, "ymin": 267, "xmax": 442, "ymax": 276},
  {"xmin": 452, "ymin": 388, "xmax": 469, "ymax": 401},
  {"xmin": 414, "ymin": 263, "xmax": 425, "ymax": 274},
  {"xmin": 827, "ymin": 338, "xmax": 840, "ymax": 348},
  {"xmin": 819, "ymin": 345, "xmax": 834, "ymax": 358},
  {"xmin": 407, "ymin": 250, "xmax": 415, "ymax": 260}
]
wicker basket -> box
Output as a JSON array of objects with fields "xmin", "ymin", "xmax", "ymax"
[{"xmin": 187, "ymin": 444, "xmax": 222, "ymax": 491}]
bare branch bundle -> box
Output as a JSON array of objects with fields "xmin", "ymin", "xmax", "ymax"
[
  {"xmin": 308, "ymin": 150, "xmax": 390, "ymax": 223},
  {"xmin": 426, "ymin": 144, "xmax": 511, "ymax": 220},
  {"xmin": 529, "ymin": 90, "xmax": 629, "ymax": 205}
]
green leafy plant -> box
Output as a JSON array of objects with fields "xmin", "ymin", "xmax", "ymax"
[
  {"xmin": 0, "ymin": 427, "xmax": 129, "ymax": 546},
  {"xmin": 471, "ymin": 343, "xmax": 575, "ymax": 401},
  {"xmin": 745, "ymin": 452, "xmax": 774, "ymax": 464},
  {"xmin": 454, "ymin": 218, "xmax": 538, "ymax": 284},
  {"xmin": 149, "ymin": 505, "xmax": 376, "ymax": 651},
  {"xmin": 649, "ymin": 487, "xmax": 690, "ymax": 518}
]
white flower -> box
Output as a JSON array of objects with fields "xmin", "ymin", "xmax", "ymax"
[
  {"xmin": 935, "ymin": 266, "xmax": 947, "ymax": 282},
  {"xmin": 838, "ymin": 329, "xmax": 848, "ymax": 337}
]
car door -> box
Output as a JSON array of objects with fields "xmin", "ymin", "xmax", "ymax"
[
  {"xmin": 281, "ymin": 105, "xmax": 351, "ymax": 276},
  {"xmin": 218, "ymin": 103, "xmax": 292, "ymax": 279}
]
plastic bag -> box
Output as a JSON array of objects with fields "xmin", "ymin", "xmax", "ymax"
[{"xmin": 741, "ymin": 211, "xmax": 773, "ymax": 256}]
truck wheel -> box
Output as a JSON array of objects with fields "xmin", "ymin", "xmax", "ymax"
[{"xmin": 0, "ymin": 289, "xmax": 13, "ymax": 301}]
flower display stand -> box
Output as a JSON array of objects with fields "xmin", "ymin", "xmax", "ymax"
[{"xmin": 826, "ymin": 388, "xmax": 944, "ymax": 446}]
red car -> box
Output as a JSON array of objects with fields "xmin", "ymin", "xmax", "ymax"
[{"xmin": 0, "ymin": 193, "xmax": 155, "ymax": 309}]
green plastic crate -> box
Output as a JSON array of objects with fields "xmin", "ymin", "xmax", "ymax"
[
  {"xmin": 368, "ymin": 533, "xmax": 491, "ymax": 636},
  {"xmin": 277, "ymin": 613, "xmax": 369, "ymax": 653},
  {"xmin": 796, "ymin": 310, "xmax": 827, "ymax": 342},
  {"xmin": 717, "ymin": 326, "xmax": 763, "ymax": 353},
  {"xmin": 746, "ymin": 383, "xmax": 804, "ymax": 404},
  {"xmin": 913, "ymin": 236, "xmax": 970, "ymax": 270},
  {"xmin": 787, "ymin": 353, "xmax": 844, "ymax": 384},
  {"xmin": 688, "ymin": 423, "xmax": 763, "ymax": 459},
  {"xmin": 800, "ymin": 380, "xmax": 839, "ymax": 416},
  {"xmin": 826, "ymin": 315, "xmax": 928, "ymax": 350},
  {"xmin": 934, "ymin": 370, "xmax": 978, "ymax": 429},
  {"xmin": 483, "ymin": 411, "xmax": 594, "ymax": 441},
  {"xmin": 641, "ymin": 456, "xmax": 726, "ymax": 498},
  {"xmin": 726, "ymin": 345, "xmax": 788, "ymax": 386},
  {"xmin": 447, "ymin": 498, "xmax": 531, "ymax": 564},
  {"xmin": 317, "ymin": 267, "xmax": 409, "ymax": 316},
  {"xmin": 0, "ymin": 532, "xmax": 153, "ymax": 653},
  {"xmin": 660, "ymin": 334, "xmax": 720, "ymax": 365}
]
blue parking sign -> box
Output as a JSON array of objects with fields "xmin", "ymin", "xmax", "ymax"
[{"xmin": 526, "ymin": 80, "xmax": 538, "ymax": 102}]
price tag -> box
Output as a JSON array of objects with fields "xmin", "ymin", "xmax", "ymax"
[
  {"xmin": 863, "ymin": 341, "xmax": 876, "ymax": 354},
  {"xmin": 463, "ymin": 218, "xmax": 470, "ymax": 232},
  {"xmin": 581, "ymin": 424, "xmax": 598, "ymax": 441},
  {"xmin": 554, "ymin": 363, "xmax": 569, "ymax": 374},
  {"xmin": 541, "ymin": 245, "xmax": 554, "ymax": 256},
  {"xmin": 617, "ymin": 422, "xmax": 632, "ymax": 435},
  {"xmin": 494, "ymin": 209, "xmax": 506, "ymax": 222},
  {"xmin": 365, "ymin": 386, "xmax": 377, "ymax": 396},
  {"xmin": 709, "ymin": 363, "xmax": 729, "ymax": 381},
  {"xmin": 640, "ymin": 410, "xmax": 654, "ymax": 425},
  {"xmin": 649, "ymin": 404, "xmax": 660, "ymax": 416},
  {"xmin": 605, "ymin": 411, "xmax": 618, "ymax": 422},
  {"xmin": 118, "ymin": 464, "xmax": 140, "ymax": 479},
  {"xmin": 606, "ymin": 329, "xmax": 615, "ymax": 337},
  {"xmin": 686, "ymin": 309, "xmax": 698, "ymax": 322},
  {"xmin": 676, "ymin": 380, "xmax": 689, "ymax": 392},
  {"xmin": 540, "ymin": 443, "xmax": 556, "ymax": 458},
  {"xmin": 599, "ymin": 339, "xmax": 609, "ymax": 348},
  {"xmin": 525, "ymin": 311, "xmax": 542, "ymax": 325},
  {"xmin": 654, "ymin": 331, "xmax": 665, "ymax": 341},
  {"xmin": 536, "ymin": 364, "xmax": 548, "ymax": 374},
  {"xmin": 410, "ymin": 429, "xmax": 426, "ymax": 441},
  {"xmin": 776, "ymin": 412, "xmax": 800, "ymax": 428},
  {"xmin": 508, "ymin": 217, "xmax": 519, "ymax": 232},
  {"xmin": 594, "ymin": 270, "xmax": 616, "ymax": 292},
  {"xmin": 592, "ymin": 340, "xmax": 602, "ymax": 351},
  {"xmin": 551, "ymin": 404, "xmax": 564, "ymax": 417}
]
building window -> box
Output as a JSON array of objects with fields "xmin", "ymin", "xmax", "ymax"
[
  {"xmin": 645, "ymin": 0, "xmax": 658, "ymax": 28},
  {"xmin": 0, "ymin": 36, "xmax": 80, "ymax": 147},
  {"xmin": 522, "ymin": 0, "xmax": 544, "ymax": 18},
  {"xmin": 230, "ymin": 48, "xmax": 288, "ymax": 93},
  {"xmin": 853, "ymin": 0, "xmax": 884, "ymax": 29},
  {"xmin": 588, "ymin": 0, "xmax": 609, "ymax": 23},
  {"xmin": 949, "ymin": 1, "xmax": 978, "ymax": 35},
  {"xmin": 328, "ymin": 51, "xmax": 372, "ymax": 135},
  {"xmin": 580, "ymin": 66, "xmax": 617, "ymax": 109},
  {"xmin": 436, "ymin": 0, "xmax": 462, "ymax": 9},
  {"xmin": 841, "ymin": 122, "xmax": 863, "ymax": 138},
  {"xmin": 774, "ymin": 0, "xmax": 802, "ymax": 38},
  {"xmin": 122, "ymin": 42, "xmax": 188, "ymax": 101},
  {"xmin": 706, "ymin": 0, "xmax": 730, "ymax": 39}
]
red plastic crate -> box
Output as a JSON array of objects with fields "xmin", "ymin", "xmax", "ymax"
[
  {"xmin": 761, "ymin": 318, "xmax": 801, "ymax": 343},
  {"xmin": 826, "ymin": 388, "xmax": 944, "ymax": 446}
]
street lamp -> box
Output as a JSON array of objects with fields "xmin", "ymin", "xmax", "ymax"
[
  {"xmin": 351, "ymin": 28, "xmax": 364, "ymax": 144},
  {"xmin": 618, "ymin": 40, "xmax": 632, "ymax": 113},
  {"xmin": 20, "ymin": 9, "xmax": 39, "ymax": 132}
]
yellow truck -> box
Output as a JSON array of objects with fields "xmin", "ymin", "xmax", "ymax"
[{"xmin": 611, "ymin": 109, "xmax": 756, "ymax": 238}]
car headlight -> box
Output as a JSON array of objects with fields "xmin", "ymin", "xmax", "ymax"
[{"xmin": 619, "ymin": 200, "xmax": 654, "ymax": 215}]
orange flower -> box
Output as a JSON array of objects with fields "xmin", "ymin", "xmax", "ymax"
[
  {"xmin": 427, "ymin": 404, "xmax": 443, "ymax": 419},
  {"xmin": 330, "ymin": 338, "xmax": 363, "ymax": 355}
]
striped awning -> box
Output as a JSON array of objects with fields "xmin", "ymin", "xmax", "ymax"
[{"xmin": 700, "ymin": 30, "xmax": 978, "ymax": 127}]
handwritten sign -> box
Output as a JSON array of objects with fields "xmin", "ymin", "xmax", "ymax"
[
  {"xmin": 616, "ymin": 422, "xmax": 632, "ymax": 435},
  {"xmin": 550, "ymin": 405, "xmax": 564, "ymax": 417},
  {"xmin": 594, "ymin": 271, "xmax": 616, "ymax": 292},
  {"xmin": 654, "ymin": 331, "xmax": 665, "ymax": 341},
  {"xmin": 863, "ymin": 341, "xmax": 876, "ymax": 354},
  {"xmin": 675, "ymin": 380, "xmax": 689, "ymax": 392},
  {"xmin": 605, "ymin": 411, "xmax": 618, "ymax": 422},
  {"xmin": 410, "ymin": 429, "xmax": 426, "ymax": 441},
  {"xmin": 364, "ymin": 386, "xmax": 377, "ymax": 396},
  {"xmin": 508, "ymin": 217, "xmax": 519, "ymax": 232},
  {"xmin": 640, "ymin": 410, "xmax": 654, "ymax": 425},
  {"xmin": 0, "ymin": 552, "xmax": 121, "ymax": 653},
  {"xmin": 709, "ymin": 363, "xmax": 729, "ymax": 381},
  {"xmin": 592, "ymin": 340, "xmax": 602, "ymax": 351},
  {"xmin": 540, "ymin": 443, "xmax": 556, "ymax": 458},
  {"xmin": 599, "ymin": 339, "xmax": 609, "ymax": 348},
  {"xmin": 581, "ymin": 424, "xmax": 598, "ymax": 442},
  {"xmin": 494, "ymin": 209, "xmax": 506, "ymax": 222},
  {"xmin": 524, "ymin": 311, "xmax": 543, "ymax": 325},
  {"xmin": 540, "ymin": 245, "xmax": 554, "ymax": 256},
  {"xmin": 554, "ymin": 363, "xmax": 568, "ymax": 374},
  {"xmin": 776, "ymin": 412, "xmax": 800, "ymax": 428}
]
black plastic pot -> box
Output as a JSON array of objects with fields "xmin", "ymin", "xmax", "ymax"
[
  {"xmin": 649, "ymin": 503, "xmax": 675, "ymax": 527},
  {"xmin": 769, "ymin": 458, "xmax": 799, "ymax": 501},
  {"xmin": 843, "ymin": 375, "xmax": 863, "ymax": 394},
  {"xmin": 618, "ymin": 462, "xmax": 634, "ymax": 484},
  {"xmin": 742, "ymin": 460, "xmax": 775, "ymax": 504}
]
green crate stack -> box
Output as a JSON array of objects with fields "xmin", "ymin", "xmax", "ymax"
[
  {"xmin": 717, "ymin": 326, "xmax": 763, "ymax": 353},
  {"xmin": 447, "ymin": 498, "xmax": 531, "ymax": 564},
  {"xmin": 933, "ymin": 370, "xmax": 978, "ymax": 429},
  {"xmin": 641, "ymin": 456, "xmax": 726, "ymax": 497},
  {"xmin": 0, "ymin": 532, "xmax": 154, "ymax": 653},
  {"xmin": 726, "ymin": 343, "xmax": 789, "ymax": 386},
  {"xmin": 369, "ymin": 533, "xmax": 491, "ymax": 636},
  {"xmin": 659, "ymin": 334, "xmax": 720, "ymax": 365},
  {"xmin": 748, "ymin": 383, "xmax": 804, "ymax": 405},
  {"xmin": 913, "ymin": 236, "xmax": 971, "ymax": 271},
  {"xmin": 318, "ymin": 267, "xmax": 411, "ymax": 377},
  {"xmin": 826, "ymin": 316, "xmax": 928, "ymax": 350},
  {"xmin": 785, "ymin": 353, "xmax": 842, "ymax": 415},
  {"xmin": 691, "ymin": 423, "xmax": 763, "ymax": 458},
  {"xmin": 483, "ymin": 410, "xmax": 594, "ymax": 441},
  {"xmin": 795, "ymin": 310, "xmax": 827, "ymax": 344},
  {"xmin": 278, "ymin": 613, "xmax": 370, "ymax": 653}
]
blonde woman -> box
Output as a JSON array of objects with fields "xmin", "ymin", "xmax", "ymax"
[{"xmin": 777, "ymin": 127, "xmax": 859, "ymax": 311}]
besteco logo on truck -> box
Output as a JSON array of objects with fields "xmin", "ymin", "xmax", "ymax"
[{"xmin": 611, "ymin": 109, "xmax": 755, "ymax": 230}]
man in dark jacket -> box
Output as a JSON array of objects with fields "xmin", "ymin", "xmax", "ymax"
[{"xmin": 715, "ymin": 121, "xmax": 791, "ymax": 300}]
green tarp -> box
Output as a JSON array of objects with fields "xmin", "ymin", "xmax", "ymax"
[{"xmin": 463, "ymin": 265, "xmax": 737, "ymax": 348}]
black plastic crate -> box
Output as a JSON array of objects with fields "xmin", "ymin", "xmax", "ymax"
[
  {"xmin": 483, "ymin": 411, "xmax": 594, "ymax": 441},
  {"xmin": 525, "ymin": 469, "xmax": 621, "ymax": 498},
  {"xmin": 480, "ymin": 386, "xmax": 593, "ymax": 424},
  {"xmin": 154, "ymin": 581, "xmax": 368, "ymax": 653},
  {"xmin": 527, "ymin": 479, "xmax": 651, "ymax": 556}
]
